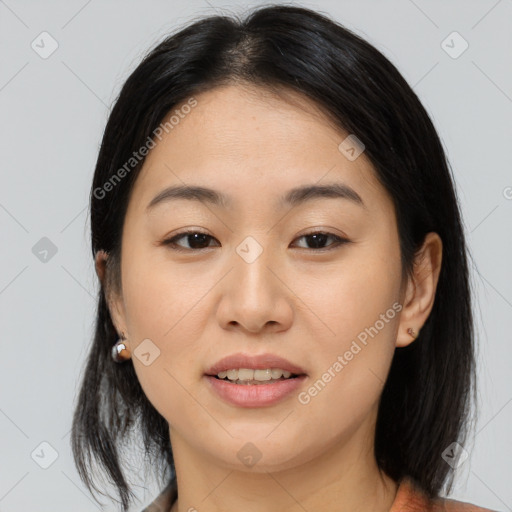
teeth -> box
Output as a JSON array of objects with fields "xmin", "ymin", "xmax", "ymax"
[
  {"xmin": 271, "ymin": 368, "xmax": 282, "ymax": 379},
  {"xmin": 238, "ymin": 369, "xmax": 254, "ymax": 381},
  {"xmin": 216, "ymin": 368, "xmax": 295, "ymax": 382},
  {"xmin": 254, "ymin": 369, "xmax": 272, "ymax": 381},
  {"xmin": 226, "ymin": 369, "xmax": 238, "ymax": 380}
]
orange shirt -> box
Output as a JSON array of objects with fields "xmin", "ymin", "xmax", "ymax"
[
  {"xmin": 390, "ymin": 477, "xmax": 498, "ymax": 512},
  {"xmin": 141, "ymin": 476, "xmax": 498, "ymax": 511}
]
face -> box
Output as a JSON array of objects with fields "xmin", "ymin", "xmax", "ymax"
[{"xmin": 102, "ymin": 84, "xmax": 420, "ymax": 473}]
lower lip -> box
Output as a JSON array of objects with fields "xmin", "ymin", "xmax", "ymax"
[{"xmin": 205, "ymin": 375, "xmax": 307, "ymax": 407}]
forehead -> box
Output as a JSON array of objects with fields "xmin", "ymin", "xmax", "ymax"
[{"xmin": 129, "ymin": 84, "xmax": 388, "ymax": 215}]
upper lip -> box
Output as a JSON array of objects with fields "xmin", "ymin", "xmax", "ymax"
[{"xmin": 205, "ymin": 352, "xmax": 307, "ymax": 376}]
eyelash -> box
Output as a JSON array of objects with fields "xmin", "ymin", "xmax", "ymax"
[{"xmin": 161, "ymin": 229, "xmax": 351, "ymax": 253}]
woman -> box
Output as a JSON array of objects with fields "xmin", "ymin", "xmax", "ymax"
[{"xmin": 71, "ymin": 5, "xmax": 497, "ymax": 512}]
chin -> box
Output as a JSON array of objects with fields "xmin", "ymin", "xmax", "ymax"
[{"xmin": 204, "ymin": 434, "xmax": 315, "ymax": 474}]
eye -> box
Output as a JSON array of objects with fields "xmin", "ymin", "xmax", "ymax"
[
  {"xmin": 161, "ymin": 230, "xmax": 219, "ymax": 251},
  {"xmin": 291, "ymin": 231, "xmax": 350, "ymax": 251},
  {"xmin": 161, "ymin": 229, "xmax": 350, "ymax": 252}
]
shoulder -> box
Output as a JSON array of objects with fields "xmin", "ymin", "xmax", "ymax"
[
  {"xmin": 141, "ymin": 476, "xmax": 499, "ymax": 512},
  {"xmin": 433, "ymin": 496, "xmax": 499, "ymax": 512},
  {"xmin": 390, "ymin": 477, "xmax": 499, "ymax": 512},
  {"xmin": 140, "ymin": 479, "xmax": 177, "ymax": 512}
]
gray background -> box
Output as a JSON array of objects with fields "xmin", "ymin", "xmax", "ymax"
[{"xmin": 1, "ymin": 0, "xmax": 511, "ymax": 511}]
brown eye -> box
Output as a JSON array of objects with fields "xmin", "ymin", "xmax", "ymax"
[
  {"xmin": 161, "ymin": 230, "xmax": 350, "ymax": 253},
  {"xmin": 291, "ymin": 232, "xmax": 350, "ymax": 251},
  {"xmin": 162, "ymin": 231, "xmax": 219, "ymax": 251}
]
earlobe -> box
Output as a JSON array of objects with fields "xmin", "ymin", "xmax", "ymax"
[
  {"xmin": 396, "ymin": 232, "xmax": 443, "ymax": 348},
  {"xmin": 396, "ymin": 324, "xmax": 420, "ymax": 348},
  {"xmin": 406, "ymin": 327, "xmax": 419, "ymax": 339}
]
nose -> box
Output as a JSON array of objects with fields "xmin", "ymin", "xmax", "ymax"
[{"xmin": 216, "ymin": 242, "xmax": 293, "ymax": 335}]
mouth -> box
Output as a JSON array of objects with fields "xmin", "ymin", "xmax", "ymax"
[
  {"xmin": 204, "ymin": 353, "xmax": 307, "ymax": 407},
  {"xmin": 205, "ymin": 352, "xmax": 307, "ymax": 380},
  {"xmin": 210, "ymin": 367, "xmax": 302, "ymax": 385}
]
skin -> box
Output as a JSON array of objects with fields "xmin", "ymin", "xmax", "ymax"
[{"xmin": 95, "ymin": 84, "xmax": 442, "ymax": 512}]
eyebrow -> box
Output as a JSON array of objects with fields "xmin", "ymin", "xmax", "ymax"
[{"xmin": 146, "ymin": 182, "xmax": 366, "ymax": 212}]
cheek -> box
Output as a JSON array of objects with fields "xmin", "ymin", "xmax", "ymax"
[
  {"xmin": 121, "ymin": 246, "xmax": 215, "ymax": 342},
  {"xmin": 119, "ymin": 249, "xmax": 217, "ymax": 417},
  {"xmin": 299, "ymin": 242, "xmax": 402, "ymax": 345},
  {"xmin": 294, "ymin": 313, "xmax": 397, "ymax": 453},
  {"xmin": 293, "ymin": 243, "xmax": 401, "ymax": 421}
]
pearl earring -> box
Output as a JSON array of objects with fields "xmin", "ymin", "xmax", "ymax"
[{"xmin": 111, "ymin": 333, "xmax": 131, "ymax": 363}]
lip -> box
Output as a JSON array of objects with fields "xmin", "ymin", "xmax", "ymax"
[
  {"xmin": 205, "ymin": 352, "xmax": 307, "ymax": 376},
  {"xmin": 205, "ymin": 374, "xmax": 308, "ymax": 407}
]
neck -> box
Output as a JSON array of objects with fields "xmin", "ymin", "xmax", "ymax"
[{"xmin": 168, "ymin": 423, "xmax": 398, "ymax": 512}]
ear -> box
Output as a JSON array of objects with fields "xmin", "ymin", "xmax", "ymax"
[
  {"xmin": 396, "ymin": 232, "xmax": 443, "ymax": 348},
  {"xmin": 95, "ymin": 250, "xmax": 128, "ymax": 341},
  {"xmin": 95, "ymin": 249, "xmax": 108, "ymax": 285}
]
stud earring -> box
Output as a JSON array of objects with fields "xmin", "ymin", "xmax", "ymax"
[
  {"xmin": 407, "ymin": 327, "xmax": 418, "ymax": 339},
  {"xmin": 111, "ymin": 332, "xmax": 131, "ymax": 363}
]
